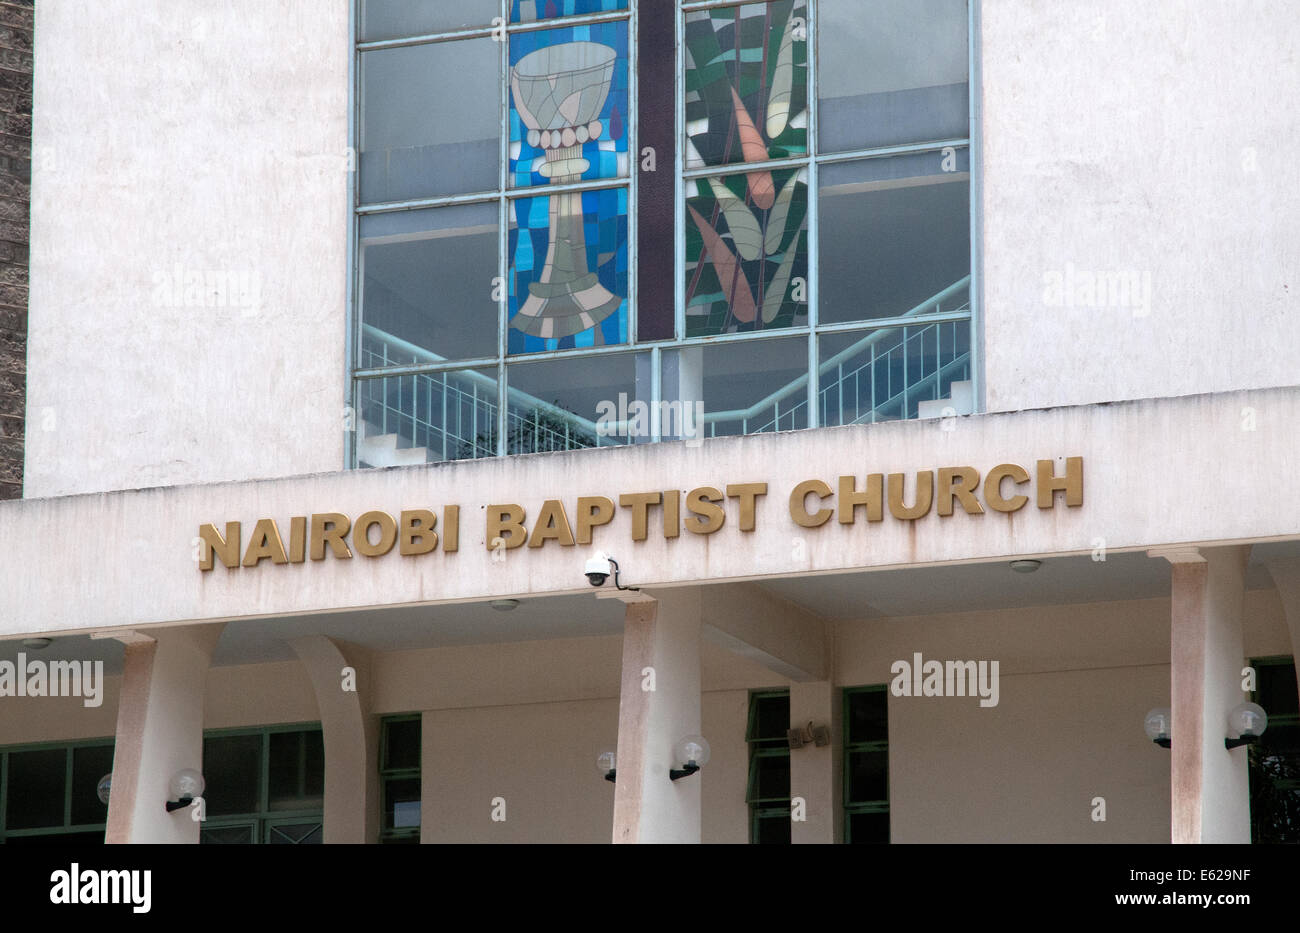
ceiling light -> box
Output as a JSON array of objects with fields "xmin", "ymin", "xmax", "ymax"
[
  {"xmin": 490, "ymin": 599, "xmax": 520, "ymax": 611},
  {"xmin": 1009, "ymin": 559, "xmax": 1041, "ymax": 573}
]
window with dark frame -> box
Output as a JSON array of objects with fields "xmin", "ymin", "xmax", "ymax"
[
  {"xmin": 746, "ymin": 688, "xmax": 791, "ymax": 843},
  {"xmin": 1248, "ymin": 657, "xmax": 1300, "ymax": 843},
  {"xmin": 843, "ymin": 684, "xmax": 889, "ymax": 843},
  {"xmin": 380, "ymin": 713, "xmax": 422, "ymax": 843},
  {"xmin": 0, "ymin": 738, "xmax": 115, "ymax": 844},
  {"xmin": 200, "ymin": 724, "xmax": 325, "ymax": 844}
]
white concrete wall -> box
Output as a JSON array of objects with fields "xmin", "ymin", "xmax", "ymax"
[
  {"xmin": 18, "ymin": 0, "xmax": 1298, "ymax": 503},
  {"xmin": 418, "ymin": 691, "xmax": 750, "ymax": 844},
  {"xmin": 422, "ymin": 699, "xmax": 620, "ymax": 844},
  {"xmin": 25, "ymin": 0, "xmax": 350, "ymax": 497},
  {"xmin": 890, "ymin": 664, "xmax": 1171, "ymax": 842},
  {"xmin": 837, "ymin": 590, "xmax": 1290, "ymax": 843},
  {"xmin": 702, "ymin": 689, "xmax": 751, "ymax": 844},
  {"xmin": 20, "ymin": 0, "xmax": 1298, "ymax": 503},
  {"xmin": 981, "ymin": 0, "xmax": 1300, "ymax": 411}
]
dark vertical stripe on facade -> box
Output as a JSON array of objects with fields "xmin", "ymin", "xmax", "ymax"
[
  {"xmin": 635, "ymin": 0, "xmax": 675, "ymax": 341},
  {"xmin": 0, "ymin": 0, "xmax": 32, "ymax": 500}
]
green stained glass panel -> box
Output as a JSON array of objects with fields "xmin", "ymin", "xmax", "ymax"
[
  {"xmin": 685, "ymin": 167, "xmax": 807, "ymax": 337},
  {"xmin": 684, "ymin": 1, "xmax": 808, "ymax": 169}
]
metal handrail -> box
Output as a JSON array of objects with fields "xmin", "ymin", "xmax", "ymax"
[
  {"xmin": 360, "ymin": 273, "xmax": 972, "ymax": 447},
  {"xmin": 703, "ymin": 275, "xmax": 971, "ymax": 423},
  {"xmin": 360, "ymin": 324, "xmax": 606, "ymax": 434}
]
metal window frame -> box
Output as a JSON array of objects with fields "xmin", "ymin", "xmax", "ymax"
[
  {"xmin": 677, "ymin": 0, "xmax": 975, "ymax": 440},
  {"xmin": 351, "ymin": 1, "xmax": 637, "ymax": 461},
  {"xmin": 842, "ymin": 684, "xmax": 890, "ymax": 843},
  {"xmin": 750, "ymin": 805, "xmax": 793, "ymax": 843},
  {"xmin": 200, "ymin": 722, "xmax": 326, "ymax": 834},
  {"xmin": 1246, "ymin": 657, "xmax": 1300, "ymax": 842},
  {"xmin": 347, "ymin": 0, "xmax": 981, "ymax": 466},
  {"xmin": 379, "ymin": 713, "xmax": 422, "ymax": 842},
  {"xmin": 0, "ymin": 726, "xmax": 327, "ymax": 844},
  {"xmin": 745, "ymin": 689, "xmax": 791, "ymax": 841},
  {"xmin": 0, "ymin": 736, "xmax": 116, "ymax": 843}
]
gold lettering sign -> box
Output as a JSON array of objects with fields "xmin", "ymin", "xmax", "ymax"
[{"xmin": 196, "ymin": 458, "xmax": 1083, "ymax": 571}]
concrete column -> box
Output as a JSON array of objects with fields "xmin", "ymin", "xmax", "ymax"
[
  {"xmin": 1151, "ymin": 545, "xmax": 1251, "ymax": 844},
  {"xmin": 789, "ymin": 681, "xmax": 842, "ymax": 844},
  {"xmin": 1264, "ymin": 557, "xmax": 1300, "ymax": 709},
  {"xmin": 659, "ymin": 346, "xmax": 704, "ymax": 441},
  {"xmin": 290, "ymin": 635, "xmax": 379, "ymax": 844},
  {"xmin": 102, "ymin": 622, "xmax": 224, "ymax": 844},
  {"xmin": 611, "ymin": 587, "xmax": 703, "ymax": 844}
]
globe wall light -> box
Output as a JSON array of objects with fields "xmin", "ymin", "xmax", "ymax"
[
  {"xmin": 1225, "ymin": 702, "xmax": 1268, "ymax": 750},
  {"xmin": 669, "ymin": 735, "xmax": 711, "ymax": 781},
  {"xmin": 96, "ymin": 773, "xmax": 112, "ymax": 806},
  {"xmin": 166, "ymin": 768, "xmax": 205, "ymax": 812},
  {"xmin": 1144, "ymin": 708, "xmax": 1172, "ymax": 748},
  {"xmin": 597, "ymin": 750, "xmax": 617, "ymax": 783}
]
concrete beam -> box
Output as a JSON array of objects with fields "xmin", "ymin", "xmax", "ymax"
[{"xmin": 698, "ymin": 582, "xmax": 828, "ymax": 682}]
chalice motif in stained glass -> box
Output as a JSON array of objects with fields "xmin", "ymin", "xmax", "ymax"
[{"xmin": 510, "ymin": 42, "xmax": 622, "ymax": 339}]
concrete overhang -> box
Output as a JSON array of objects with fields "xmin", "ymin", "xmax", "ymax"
[{"xmin": 1, "ymin": 385, "xmax": 1298, "ymax": 638}]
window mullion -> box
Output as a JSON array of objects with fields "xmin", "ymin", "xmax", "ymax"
[
  {"xmin": 674, "ymin": 2, "xmax": 685, "ymax": 343},
  {"xmin": 497, "ymin": 0, "xmax": 509, "ymax": 457}
]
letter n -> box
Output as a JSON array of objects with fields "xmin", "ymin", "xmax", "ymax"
[{"xmin": 198, "ymin": 522, "xmax": 241, "ymax": 571}]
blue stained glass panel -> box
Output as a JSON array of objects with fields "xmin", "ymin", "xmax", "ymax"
[
  {"xmin": 510, "ymin": 0, "xmax": 628, "ymax": 24},
  {"xmin": 509, "ymin": 186, "xmax": 628, "ymax": 354},
  {"xmin": 509, "ymin": 22, "xmax": 629, "ymax": 188}
]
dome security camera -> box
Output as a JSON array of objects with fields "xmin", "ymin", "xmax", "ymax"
[{"xmin": 584, "ymin": 553, "xmax": 613, "ymax": 587}]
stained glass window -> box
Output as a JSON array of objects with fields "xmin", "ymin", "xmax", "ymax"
[
  {"xmin": 685, "ymin": 167, "xmax": 807, "ymax": 336},
  {"xmin": 511, "ymin": 0, "xmax": 628, "ymax": 24},
  {"xmin": 508, "ymin": 24, "xmax": 629, "ymax": 188},
  {"xmin": 507, "ymin": 24, "xmax": 631, "ymax": 351},
  {"xmin": 351, "ymin": 1, "xmax": 977, "ymax": 466},
  {"xmin": 683, "ymin": 1, "xmax": 808, "ymax": 169}
]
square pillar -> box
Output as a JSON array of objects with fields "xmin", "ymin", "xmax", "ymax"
[
  {"xmin": 1151, "ymin": 544, "xmax": 1251, "ymax": 843},
  {"xmin": 100, "ymin": 622, "xmax": 224, "ymax": 844},
  {"xmin": 611, "ymin": 587, "xmax": 703, "ymax": 844}
]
